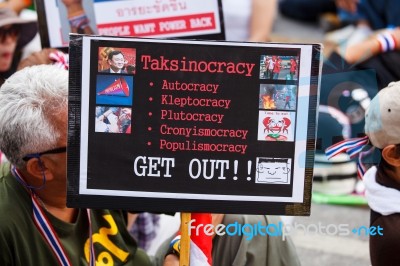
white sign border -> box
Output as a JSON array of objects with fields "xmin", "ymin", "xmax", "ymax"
[{"xmin": 78, "ymin": 36, "xmax": 320, "ymax": 203}]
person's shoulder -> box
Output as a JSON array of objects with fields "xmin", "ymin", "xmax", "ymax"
[
  {"xmin": 371, "ymin": 211, "xmax": 400, "ymax": 232},
  {"xmin": 0, "ymin": 162, "xmax": 11, "ymax": 179},
  {"xmin": 370, "ymin": 211, "xmax": 400, "ymax": 265},
  {"xmin": 0, "ymin": 163, "xmax": 12, "ymax": 194},
  {"xmin": 0, "ymin": 163, "xmax": 29, "ymax": 210},
  {"xmin": 100, "ymin": 69, "xmax": 110, "ymax": 73},
  {"xmin": 91, "ymin": 209, "xmax": 127, "ymax": 222},
  {"xmin": 0, "ymin": 164, "xmax": 23, "ymax": 224}
]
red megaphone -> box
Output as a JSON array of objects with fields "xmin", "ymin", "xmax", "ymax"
[{"xmin": 97, "ymin": 77, "xmax": 130, "ymax": 96}]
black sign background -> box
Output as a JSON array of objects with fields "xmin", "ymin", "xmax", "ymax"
[{"xmin": 67, "ymin": 35, "xmax": 321, "ymax": 215}]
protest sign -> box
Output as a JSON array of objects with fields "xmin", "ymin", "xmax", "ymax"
[
  {"xmin": 67, "ymin": 34, "xmax": 322, "ymax": 215},
  {"xmin": 35, "ymin": 0, "xmax": 225, "ymax": 49}
]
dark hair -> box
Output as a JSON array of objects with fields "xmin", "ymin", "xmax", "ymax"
[
  {"xmin": 258, "ymin": 158, "xmax": 289, "ymax": 164},
  {"xmin": 126, "ymin": 65, "xmax": 135, "ymax": 73},
  {"xmin": 108, "ymin": 50, "xmax": 124, "ymax": 60}
]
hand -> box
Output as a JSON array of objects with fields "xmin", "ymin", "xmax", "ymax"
[
  {"xmin": 0, "ymin": 0, "xmax": 32, "ymax": 14},
  {"xmin": 163, "ymin": 254, "xmax": 179, "ymax": 266},
  {"xmin": 17, "ymin": 48, "xmax": 60, "ymax": 70},
  {"xmin": 335, "ymin": 0, "xmax": 359, "ymax": 14}
]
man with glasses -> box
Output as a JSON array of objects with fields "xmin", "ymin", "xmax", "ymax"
[
  {"xmin": 101, "ymin": 50, "xmax": 128, "ymax": 74},
  {"xmin": 0, "ymin": 7, "xmax": 37, "ymax": 86},
  {"xmin": 0, "ymin": 65, "xmax": 153, "ymax": 265}
]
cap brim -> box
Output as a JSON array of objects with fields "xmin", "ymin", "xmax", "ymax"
[
  {"xmin": 1, "ymin": 17, "xmax": 38, "ymax": 49},
  {"xmin": 17, "ymin": 21, "xmax": 38, "ymax": 49}
]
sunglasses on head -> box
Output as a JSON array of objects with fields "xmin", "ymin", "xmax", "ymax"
[
  {"xmin": 23, "ymin": 147, "xmax": 67, "ymax": 161},
  {"xmin": 0, "ymin": 25, "xmax": 20, "ymax": 43}
]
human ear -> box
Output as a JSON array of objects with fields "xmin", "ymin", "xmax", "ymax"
[
  {"xmin": 382, "ymin": 145, "xmax": 400, "ymax": 167},
  {"xmin": 26, "ymin": 157, "xmax": 55, "ymax": 181}
]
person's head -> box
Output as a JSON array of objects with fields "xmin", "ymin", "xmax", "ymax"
[
  {"xmin": 0, "ymin": 65, "xmax": 68, "ymax": 172},
  {"xmin": 0, "ymin": 8, "xmax": 37, "ymax": 72},
  {"xmin": 365, "ymin": 81, "xmax": 400, "ymax": 179},
  {"xmin": 125, "ymin": 64, "xmax": 135, "ymax": 74},
  {"xmin": 107, "ymin": 50, "xmax": 126, "ymax": 72},
  {"xmin": 118, "ymin": 107, "xmax": 131, "ymax": 133}
]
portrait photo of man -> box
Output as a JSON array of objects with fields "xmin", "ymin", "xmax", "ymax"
[{"xmin": 101, "ymin": 50, "xmax": 127, "ymax": 73}]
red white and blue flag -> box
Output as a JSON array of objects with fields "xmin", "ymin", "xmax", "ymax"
[
  {"xmin": 189, "ymin": 213, "xmax": 213, "ymax": 266},
  {"xmin": 325, "ymin": 135, "xmax": 371, "ymax": 179}
]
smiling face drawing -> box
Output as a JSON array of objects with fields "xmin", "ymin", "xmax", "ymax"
[{"xmin": 256, "ymin": 158, "xmax": 291, "ymax": 184}]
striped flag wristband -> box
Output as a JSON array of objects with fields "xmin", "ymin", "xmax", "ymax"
[{"xmin": 377, "ymin": 31, "xmax": 397, "ymax": 52}]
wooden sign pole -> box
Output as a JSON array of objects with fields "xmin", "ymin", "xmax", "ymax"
[{"xmin": 180, "ymin": 212, "xmax": 191, "ymax": 266}]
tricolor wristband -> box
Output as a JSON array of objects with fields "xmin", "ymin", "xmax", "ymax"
[
  {"xmin": 165, "ymin": 235, "xmax": 181, "ymax": 259},
  {"xmin": 69, "ymin": 13, "xmax": 90, "ymax": 30},
  {"xmin": 377, "ymin": 32, "xmax": 397, "ymax": 52}
]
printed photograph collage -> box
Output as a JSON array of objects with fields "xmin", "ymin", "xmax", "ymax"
[
  {"xmin": 255, "ymin": 53, "xmax": 300, "ymax": 185},
  {"xmin": 95, "ymin": 46, "xmax": 136, "ymax": 134}
]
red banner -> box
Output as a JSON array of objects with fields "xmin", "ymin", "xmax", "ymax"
[{"xmin": 97, "ymin": 12, "xmax": 216, "ymax": 36}]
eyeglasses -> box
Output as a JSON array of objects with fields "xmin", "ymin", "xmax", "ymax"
[
  {"xmin": 0, "ymin": 25, "xmax": 20, "ymax": 43},
  {"xmin": 23, "ymin": 147, "xmax": 67, "ymax": 161}
]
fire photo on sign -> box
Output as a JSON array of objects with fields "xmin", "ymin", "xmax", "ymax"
[{"xmin": 259, "ymin": 84, "xmax": 297, "ymax": 111}]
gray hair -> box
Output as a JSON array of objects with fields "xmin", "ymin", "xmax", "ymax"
[{"xmin": 0, "ymin": 65, "xmax": 68, "ymax": 168}]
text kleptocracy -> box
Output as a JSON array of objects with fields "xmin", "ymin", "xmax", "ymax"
[{"xmin": 161, "ymin": 95, "xmax": 231, "ymax": 109}]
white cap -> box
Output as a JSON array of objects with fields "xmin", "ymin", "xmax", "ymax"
[{"xmin": 365, "ymin": 81, "xmax": 400, "ymax": 149}]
